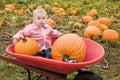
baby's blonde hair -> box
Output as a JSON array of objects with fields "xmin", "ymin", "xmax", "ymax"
[{"xmin": 33, "ymin": 6, "xmax": 47, "ymax": 18}]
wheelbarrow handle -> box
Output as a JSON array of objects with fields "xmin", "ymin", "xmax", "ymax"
[
  {"xmin": 4, "ymin": 32, "xmax": 13, "ymax": 37},
  {"xmin": 0, "ymin": 54, "xmax": 67, "ymax": 80}
]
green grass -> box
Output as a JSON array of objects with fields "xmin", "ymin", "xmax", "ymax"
[{"xmin": 0, "ymin": 0, "xmax": 120, "ymax": 80}]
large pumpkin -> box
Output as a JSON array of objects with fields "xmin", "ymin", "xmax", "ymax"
[
  {"xmin": 51, "ymin": 33, "xmax": 86, "ymax": 62},
  {"xmin": 14, "ymin": 37, "xmax": 39, "ymax": 56}
]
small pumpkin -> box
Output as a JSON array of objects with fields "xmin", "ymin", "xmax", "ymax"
[
  {"xmin": 51, "ymin": 7, "xmax": 58, "ymax": 14},
  {"xmin": 23, "ymin": 20, "xmax": 29, "ymax": 26},
  {"xmin": 84, "ymin": 26, "xmax": 101, "ymax": 40},
  {"xmin": 87, "ymin": 20, "xmax": 103, "ymax": 32},
  {"xmin": 101, "ymin": 24, "xmax": 109, "ymax": 31},
  {"xmin": 82, "ymin": 16, "xmax": 93, "ymax": 23},
  {"xmin": 14, "ymin": 37, "xmax": 39, "ymax": 56},
  {"xmin": 52, "ymin": 2, "xmax": 59, "ymax": 6},
  {"xmin": 4, "ymin": 4, "xmax": 15, "ymax": 12},
  {"xmin": 98, "ymin": 17, "xmax": 114, "ymax": 27},
  {"xmin": 46, "ymin": 18, "xmax": 56, "ymax": 28},
  {"xmin": 70, "ymin": 9, "xmax": 77, "ymax": 15},
  {"xmin": 51, "ymin": 33, "xmax": 86, "ymax": 62},
  {"xmin": 54, "ymin": 8, "xmax": 66, "ymax": 15},
  {"xmin": 86, "ymin": 9, "xmax": 98, "ymax": 17},
  {"xmin": 74, "ymin": 22, "xmax": 83, "ymax": 29},
  {"xmin": 56, "ymin": 16, "xmax": 62, "ymax": 23},
  {"xmin": 102, "ymin": 29, "xmax": 119, "ymax": 42}
]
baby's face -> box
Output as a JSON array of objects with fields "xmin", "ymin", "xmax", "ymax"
[{"xmin": 33, "ymin": 14, "xmax": 47, "ymax": 27}]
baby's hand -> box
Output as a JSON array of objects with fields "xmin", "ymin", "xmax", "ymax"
[{"xmin": 13, "ymin": 39, "xmax": 18, "ymax": 44}]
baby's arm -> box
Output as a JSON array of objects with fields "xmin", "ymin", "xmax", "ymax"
[
  {"xmin": 12, "ymin": 27, "xmax": 31, "ymax": 44},
  {"xmin": 50, "ymin": 29, "xmax": 62, "ymax": 38}
]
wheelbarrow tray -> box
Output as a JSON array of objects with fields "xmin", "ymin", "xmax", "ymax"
[{"xmin": 6, "ymin": 38, "xmax": 105, "ymax": 74}]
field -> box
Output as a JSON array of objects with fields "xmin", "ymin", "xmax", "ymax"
[{"xmin": 0, "ymin": 0, "xmax": 120, "ymax": 80}]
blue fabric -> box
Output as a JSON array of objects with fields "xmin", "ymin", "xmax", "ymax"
[{"xmin": 35, "ymin": 48, "xmax": 51, "ymax": 58}]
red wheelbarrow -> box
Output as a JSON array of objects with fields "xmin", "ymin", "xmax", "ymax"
[{"xmin": 4, "ymin": 38, "xmax": 105, "ymax": 80}]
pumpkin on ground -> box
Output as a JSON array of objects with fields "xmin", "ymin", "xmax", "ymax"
[
  {"xmin": 70, "ymin": 9, "xmax": 78, "ymax": 15},
  {"xmin": 98, "ymin": 17, "xmax": 114, "ymax": 27},
  {"xmin": 102, "ymin": 29, "xmax": 119, "ymax": 42},
  {"xmin": 74, "ymin": 22, "xmax": 83, "ymax": 29},
  {"xmin": 46, "ymin": 18, "xmax": 56, "ymax": 29},
  {"xmin": 86, "ymin": 9, "xmax": 98, "ymax": 17},
  {"xmin": 101, "ymin": 24, "xmax": 109, "ymax": 31},
  {"xmin": 51, "ymin": 33, "xmax": 86, "ymax": 62},
  {"xmin": 84, "ymin": 26, "xmax": 101, "ymax": 40},
  {"xmin": 82, "ymin": 15, "xmax": 93, "ymax": 23},
  {"xmin": 14, "ymin": 37, "xmax": 39, "ymax": 56},
  {"xmin": 87, "ymin": 20, "xmax": 103, "ymax": 32}
]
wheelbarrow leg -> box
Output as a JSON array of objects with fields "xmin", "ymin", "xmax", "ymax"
[
  {"xmin": 74, "ymin": 70, "xmax": 103, "ymax": 80},
  {"xmin": 25, "ymin": 69, "xmax": 31, "ymax": 80},
  {"xmin": 36, "ymin": 75, "xmax": 43, "ymax": 80},
  {"xmin": 25, "ymin": 69, "xmax": 53, "ymax": 80}
]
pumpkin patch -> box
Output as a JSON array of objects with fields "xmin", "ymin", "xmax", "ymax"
[{"xmin": 0, "ymin": 0, "xmax": 120, "ymax": 79}]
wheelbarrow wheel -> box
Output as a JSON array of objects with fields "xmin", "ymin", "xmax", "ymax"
[{"xmin": 74, "ymin": 70, "xmax": 103, "ymax": 80}]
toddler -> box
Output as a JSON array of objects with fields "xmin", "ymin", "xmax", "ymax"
[{"xmin": 12, "ymin": 6, "xmax": 62, "ymax": 58}]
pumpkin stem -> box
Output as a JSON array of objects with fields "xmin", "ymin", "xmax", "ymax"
[
  {"xmin": 90, "ymin": 36, "xmax": 94, "ymax": 40},
  {"xmin": 22, "ymin": 38, "xmax": 27, "ymax": 42},
  {"xmin": 63, "ymin": 54, "xmax": 70, "ymax": 62}
]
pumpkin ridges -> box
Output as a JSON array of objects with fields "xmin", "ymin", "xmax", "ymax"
[
  {"xmin": 62, "ymin": 34, "xmax": 79, "ymax": 55},
  {"xmin": 51, "ymin": 48, "xmax": 63, "ymax": 59},
  {"xmin": 68, "ymin": 37, "xmax": 81, "ymax": 56},
  {"xmin": 69, "ymin": 37, "xmax": 85, "ymax": 56},
  {"xmin": 57, "ymin": 35, "xmax": 67, "ymax": 55},
  {"xmin": 60, "ymin": 34, "xmax": 83, "ymax": 56},
  {"xmin": 53, "ymin": 34, "xmax": 74, "ymax": 55},
  {"xmin": 52, "ymin": 38, "xmax": 63, "ymax": 56},
  {"xmin": 51, "ymin": 33, "xmax": 86, "ymax": 62},
  {"xmin": 71, "ymin": 41, "xmax": 86, "ymax": 56},
  {"xmin": 70, "ymin": 49, "xmax": 86, "ymax": 62}
]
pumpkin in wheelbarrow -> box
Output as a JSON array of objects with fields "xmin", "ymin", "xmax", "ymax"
[
  {"xmin": 51, "ymin": 33, "xmax": 86, "ymax": 62},
  {"xmin": 14, "ymin": 37, "xmax": 39, "ymax": 56}
]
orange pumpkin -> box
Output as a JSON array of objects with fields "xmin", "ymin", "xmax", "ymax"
[
  {"xmin": 4, "ymin": 4, "xmax": 15, "ymax": 12},
  {"xmin": 101, "ymin": 24, "xmax": 109, "ymax": 31},
  {"xmin": 86, "ymin": 9, "xmax": 98, "ymax": 17},
  {"xmin": 87, "ymin": 20, "xmax": 103, "ymax": 32},
  {"xmin": 14, "ymin": 37, "xmax": 39, "ymax": 56},
  {"xmin": 23, "ymin": 20, "xmax": 29, "ymax": 26},
  {"xmin": 102, "ymin": 29, "xmax": 119, "ymax": 42},
  {"xmin": 70, "ymin": 9, "xmax": 77, "ymax": 15},
  {"xmin": 84, "ymin": 26, "xmax": 101, "ymax": 40},
  {"xmin": 51, "ymin": 7, "xmax": 58, "ymax": 14},
  {"xmin": 98, "ymin": 17, "xmax": 114, "ymax": 27},
  {"xmin": 74, "ymin": 22, "xmax": 83, "ymax": 29},
  {"xmin": 46, "ymin": 18, "xmax": 56, "ymax": 28},
  {"xmin": 82, "ymin": 16, "xmax": 93, "ymax": 23},
  {"xmin": 56, "ymin": 16, "xmax": 62, "ymax": 23},
  {"xmin": 52, "ymin": 2, "xmax": 59, "ymax": 6},
  {"xmin": 54, "ymin": 8, "xmax": 66, "ymax": 15},
  {"xmin": 51, "ymin": 33, "xmax": 86, "ymax": 62}
]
